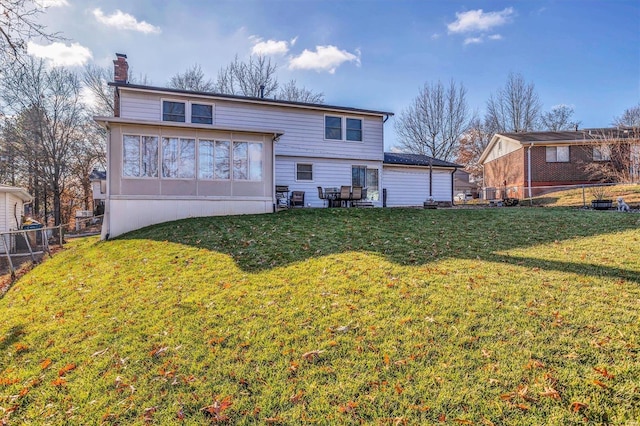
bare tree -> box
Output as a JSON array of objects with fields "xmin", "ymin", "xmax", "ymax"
[
  {"xmin": 1, "ymin": 58, "xmax": 86, "ymax": 225},
  {"xmin": 582, "ymin": 128, "xmax": 640, "ymax": 184},
  {"xmin": 0, "ymin": 0, "xmax": 59, "ymax": 67},
  {"xmin": 541, "ymin": 104, "xmax": 581, "ymax": 131},
  {"xmin": 215, "ymin": 55, "xmax": 278, "ymax": 97},
  {"xmin": 456, "ymin": 115, "xmax": 491, "ymax": 182},
  {"xmin": 485, "ymin": 72, "xmax": 541, "ymax": 135},
  {"xmin": 613, "ymin": 103, "xmax": 640, "ymax": 128},
  {"xmin": 394, "ymin": 80, "xmax": 470, "ymax": 161},
  {"xmin": 278, "ymin": 79, "xmax": 324, "ymax": 103},
  {"xmin": 168, "ymin": 64, "xmax": 214, "ymax": 92}
]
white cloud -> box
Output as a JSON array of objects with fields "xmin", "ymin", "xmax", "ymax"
[
  {"xmin": 288, "ymin": 45, "xmax": 360, "ymax": 74},
  {"xmin": 488, "ymin": 34, "xmax": 503, "ymax": 40},
  {"xmin": 463, "ymin": 37, "xmax": 484, "ymax": 45},
  {"xmin": 447, "ymin": 7, "xmax": 514, "ymax": 33},
  {"xmin": 27, "ymin": 41, "xmax": 92, "ymax": 66},
  {"xmin": 250, "ymin": 36, "xmax": 290, "ymax": 56},
  {"xmin": 92, "ymin": 8, "xmax": 161, "ymax": 34},
  {"xmin": 431, "ymin": 33, "xmax": 441, "ymax": 40},
  {"xmin": 35, "ymin": 0, "xmax": 69, "ymax": 7},
  {"xmin": 290, "ymin": 36, "xmax": 298, "ymax": 46}
]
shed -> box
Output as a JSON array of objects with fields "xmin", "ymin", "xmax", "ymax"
[{"xmin": 0, "ymin": 185, "xmax": 33, "ymax": 232}]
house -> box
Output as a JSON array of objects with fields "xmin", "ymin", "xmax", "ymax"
[
  {"xmin": 89, "ymin": 169, "xmax": 106, "ymax": 215},
  {"xmin": 0, "ymin": 185, "xmax": 33, "ymax": 253},
  {"xmin": 452, "ymin": 169, "xmax": 478, "ymax": 199},
  {"xmin": 479, "ymin": 128, "xmax": 639, "ymax": 199},
  {"xmin": 95, "ymin": 54, "xmax": 459, "ymax": 238}
]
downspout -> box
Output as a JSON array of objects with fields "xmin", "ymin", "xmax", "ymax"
[
  {"xmin": 101, "ymin": 125, "xmax": 111, "ymax": 241},
  {"xmin": 527, "ymin": 144, "xmax": 533, "ymax": 200},
  {"xmin": 272, "ymin": 134, "xmax": 278, "ymax": 212}
]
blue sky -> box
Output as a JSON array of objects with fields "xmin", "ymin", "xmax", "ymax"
[{"xmin": 31, "ymin": 0, "xmax": 640, "ymax": 149}]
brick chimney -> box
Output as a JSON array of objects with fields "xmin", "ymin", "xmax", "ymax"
[
  {"xmin": 112, "ymin": 53, "xmax": 128, "ymax": 117},
  {"xmin": 113, "ymin": 53, "xmax": 128, "ymax": 83}
]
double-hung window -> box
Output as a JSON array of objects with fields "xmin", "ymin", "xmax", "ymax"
[
  {"xmin": 162, "ymin": 100, "xmax": 214, "ymax": 124},
  {"xmin": 325, "ymin": 115, "xmax": 363, "ymax": 141},
  {"xmin": 296, "ymin": 163, "xmax": 313, "ymax": 181},
  {"xmin": 162, "ymin": 101, "xmax": 186, "ymax": 122},
  {"xmin": 325, "ymin": 116, "xmax": 342, "ymax": 140},
  {"xmin": 191, "ymin": 103, "xmax": 213, "ymax": 124},
  {"xmin": 346, "ymin": 118, "xmax": 362, "ymax": 141},
  {"xmin": 123, "ymin": 135, "xmax": 159, "ymax": 178},
  {"xmin": 546, "ymin": 146, "xmax": 569, "ymax": 162},
  {"xmin": 162, "ymin": 137, "xmax": 195, "ymax": 178}
]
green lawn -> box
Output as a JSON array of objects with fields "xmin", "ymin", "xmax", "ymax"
[{"xmin": 1, "ymin": 207, "xmax": 639, "ymax": 425}]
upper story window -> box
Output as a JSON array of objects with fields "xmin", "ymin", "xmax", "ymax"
[
  {"xmin": 325, "ymin": 115, "xmax": 363, "ymax": 141},
  {"xmin": 163, "ymin": 101, "xmax": 186, "ymax": 122},
  {"xmin": 191, "ymin": 103, "xmax": 213, "ymax": 124},
  {"xmin": 346, "ymin": 118, "xmax": 362, "ymax": 141},
  {"xmin": 162, "ymin": 100, "xmax": 214, "ymax": 124},
  {"xmin": 546, "ymin": 146, "xmax": 569, "ymax": 162},
  {"xmin": 593, "ymin": 145, "xmax": 611, "ymax": 161},
  {"xmin": 325, "ymin": 116, "xmax": 342, "ymax": 140}
]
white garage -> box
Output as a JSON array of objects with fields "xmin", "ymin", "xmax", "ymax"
[{"xmin": 382, "ymin": 153, "xmax": 459, "ymax": 207}]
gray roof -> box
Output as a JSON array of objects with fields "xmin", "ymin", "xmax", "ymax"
[
  {"xmin": 89, "ymin": 169, "xmax": 106, "ymax": 180},
  {"xmin": 384, "ymin": 152, "xmax": 461, "ymax": 168},
  {"xmin": 500, "ymin": 128, "xmax": 638, "ymax": 143}
]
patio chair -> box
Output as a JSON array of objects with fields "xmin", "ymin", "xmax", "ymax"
[
  {"xmin": 290, "ymin": 191, "xmax": 305, "ymax": 207},
  {"xmin": 317, "ymin": 186, "xmax": 327, "ymax": 207},
  {"xmin": 351, "ymin": 186, "xmax": 362, "ymax": 207},
  {"xmin": 340, "ymin": 185, "xmax": 351, "ymax": 207}
]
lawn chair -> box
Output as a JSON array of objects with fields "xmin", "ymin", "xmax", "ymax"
[
  {"xmin": 290, "ymin": 191, "xmax": 305, "ymax": 207},
  {"xmin": 351, "ymin": 186, "xmax": 362, "ymax": 207},
  {"xmin": 340, "ymin": 186, "xmax": 351, "ymax": 207},
  {"xmin": 317, "ymin": 186, "xmax": 327, "ymax": 207}
]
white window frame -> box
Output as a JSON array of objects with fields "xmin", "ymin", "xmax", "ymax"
[
  {"xmin": 122, "ymin": 134, "xmax": 159, "ymax": 179},
  {"xmin": 161, "ymin": 99, "xmax": 215, "ymax": 124},
  {"xmin": 295, "ymin": 163, "xmax": 314, "ymax": 182},
  {"xmin": 324, "ymin": 114, "xmax": 363, "ymax": 142},
  {"xmin": 546, "ymin": 146, "xmax": 570, "ymax": 163}
]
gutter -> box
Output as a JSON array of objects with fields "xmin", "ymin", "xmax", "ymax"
[{"xmin": 451, "ymin": 167, "xmax": 457, "ymax": 205}]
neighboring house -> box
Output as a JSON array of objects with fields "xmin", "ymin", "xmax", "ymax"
[
  {"xmin": 89, "ymin": 169, "xmax": 106, "ymax": 215},
  {"xmin": 452, "ymin": 169, "xmax": 478, "ymax": 199},
  {"xmin": 0, "ymin": 185, "xmax": 33, "ymax": 253},
  {"xmin": 479, "ymin": 128, "xmax": 639, "ymax": 199},
  {"xmin": 96, "ymin": 54, "xmax": 458, "ymax": 238}
]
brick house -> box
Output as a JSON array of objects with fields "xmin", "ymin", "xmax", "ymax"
[{"xmin": 479, "ymin": 128, "xmax": 639, "ymax": 199}]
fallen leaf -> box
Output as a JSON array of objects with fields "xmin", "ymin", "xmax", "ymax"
[
  {"xmin": 40, "ymin": 359, "xmax": 52, "ymax": 370},
  {"xmin": 593, "ymin": 367, "xmax": 614, "ymax": 379},
  {"xmin": 58, "ymin": 363, "xmax": 76, "ymax": 376},
  {"xmin": 301, "ymin": 350, "xmax": 324, "ymax": 361},
  {"xmin": 592, "ymin": 379, "xmax": 609, "ymax": 389},
  {"xmin": 570, "ymin": 401, "xmax": 588, "ymax": 412},
  {"xmin": 540, "ymin": 387, "xmax": 561, "ymax": 400}
]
